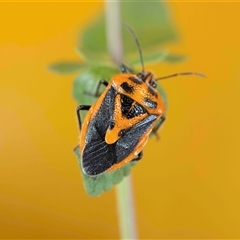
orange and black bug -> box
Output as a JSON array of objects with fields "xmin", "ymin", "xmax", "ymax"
[{"xmin": 76, "ymin": 26, "xmax": 204, "ymax": 176}]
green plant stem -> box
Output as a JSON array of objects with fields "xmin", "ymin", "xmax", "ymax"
[
  {"xmin": 105, "ymin": 1, "xmax": 138, "ymax": 239},
  {"xmin": 105, "ymin": 0, "xmax": 123, "ymax": 65},
  {"xmin": 116, "ymin": 176, "xmax": 138, "ymax": 239}
]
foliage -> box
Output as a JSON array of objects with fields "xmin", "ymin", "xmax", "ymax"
[{"xmin": 49, "ymin": 1, "xmax": 181, "ymax": 196}]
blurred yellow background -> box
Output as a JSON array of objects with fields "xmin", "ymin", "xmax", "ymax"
[{"xmin": 1, "ymin": 1, "xmax": 240, "ymax": 239}]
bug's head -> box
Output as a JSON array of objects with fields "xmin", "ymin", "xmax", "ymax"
[{"xmin": 136, "ymin": 71, "xmax": 157, "ymax": 88}]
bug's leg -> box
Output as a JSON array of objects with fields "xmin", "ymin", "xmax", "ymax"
[
  {"xmin": 152, "ymin": 115, "xmax": 166, "ymax": 140},
  {"xmin": 131, "ymin": 151, "xmax": 143, "ymax": 162},
  {"xmin": 84, "ymin": 79, "xmax": 109, "ymax": 98},
  {"xmin": 76, "ymin": 105, "xmax": 91, "ymax": 131},
  {"xmin": 120, "ymin": 63, "xmax": 134, "ymax": 74}
]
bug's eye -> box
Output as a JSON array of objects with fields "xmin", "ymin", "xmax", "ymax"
[
  {"xmin": 150, "ymin": 81, "xmax": 157, "ymax": 88},
  {"xmin": 109, "ymin": 121, "xmax": 115, "ymax": 130}
]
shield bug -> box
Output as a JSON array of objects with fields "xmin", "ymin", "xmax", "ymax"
[{"xmin": 76, "ymin": 26, "xmax": 204, "ymax": 176}]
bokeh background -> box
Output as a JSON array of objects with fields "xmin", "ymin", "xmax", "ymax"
[{"xmin": 1, "ymin": 1, "xmax": 240, "ymax": 239}]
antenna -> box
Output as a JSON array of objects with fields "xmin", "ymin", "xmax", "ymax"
[
  {"xmin": 156, "ymin": 72, "xmax": 206, "ymax": 81},
  {"xmin": 125, "ymin": 24, "xmax": 145, "ymax": 73}
]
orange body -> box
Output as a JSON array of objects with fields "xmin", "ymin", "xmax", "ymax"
[{"xmin": 79, "ymin": 72, "xmax": 166, "ymax": 176}]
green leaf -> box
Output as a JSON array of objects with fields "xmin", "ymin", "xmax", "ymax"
[
  {"xmin": 79, "ymin": 24, "xmax": 109, "ymax": 62},
  {"xmin": 48, "ymin": 61, "xmax": 86, "ymax": 74},
  {"xmin": 72, "ymin": 64, "xmax": 119, "ymax": 106},
  {"xmin": 78, "ymin": 1, "xmax": 177, "ymax": 62},
  {"xmin": 129, "ymin": 51, "xmax": 185, "ymax": 66},
  {"xmin": 122, "ymin": 1, "xmax": 177, "ymax": 54},
  {"xmin": 74, "ymin": 146, "xmax": 136, "ymax": 196},
  {"xmin": 164, "ymin": 54, "xmax": 186, "ymax": 63},
  {"xmin": 72, "ymin": 64, "xmax": 119, "ymax": 123}
]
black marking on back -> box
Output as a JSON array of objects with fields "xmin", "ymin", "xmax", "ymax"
[
  {"xmin": 128, "ymin": 76, "xmax": 142, "ymax": 84},
  {"xmin": 127, "ymin": 102, "xmax": 147, "ymax": 118},
  {"xmin": 120, "ymin": 82, "xmax": 134, "ymax": 93},
  {"xmin": 109, "ymin": 121, "xmax": 115, "ymax": 130},
  {"xmin": 148, "ymin": 86, "xmax": 158, "ymax": 97},
  {"xmin": 144, "ymin": 97, "xmax": 157, "ymax": 109},
  {"xmin": 121, "ymin": 94, "xmax": 146, "ymax": 119},
  {"xmin": 118, "ymin": 129, "xmax": 127, "ymax": 137},
  {"xmin": 121, "ymin": 94, "xmax": 134, "ymax": 117}
]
